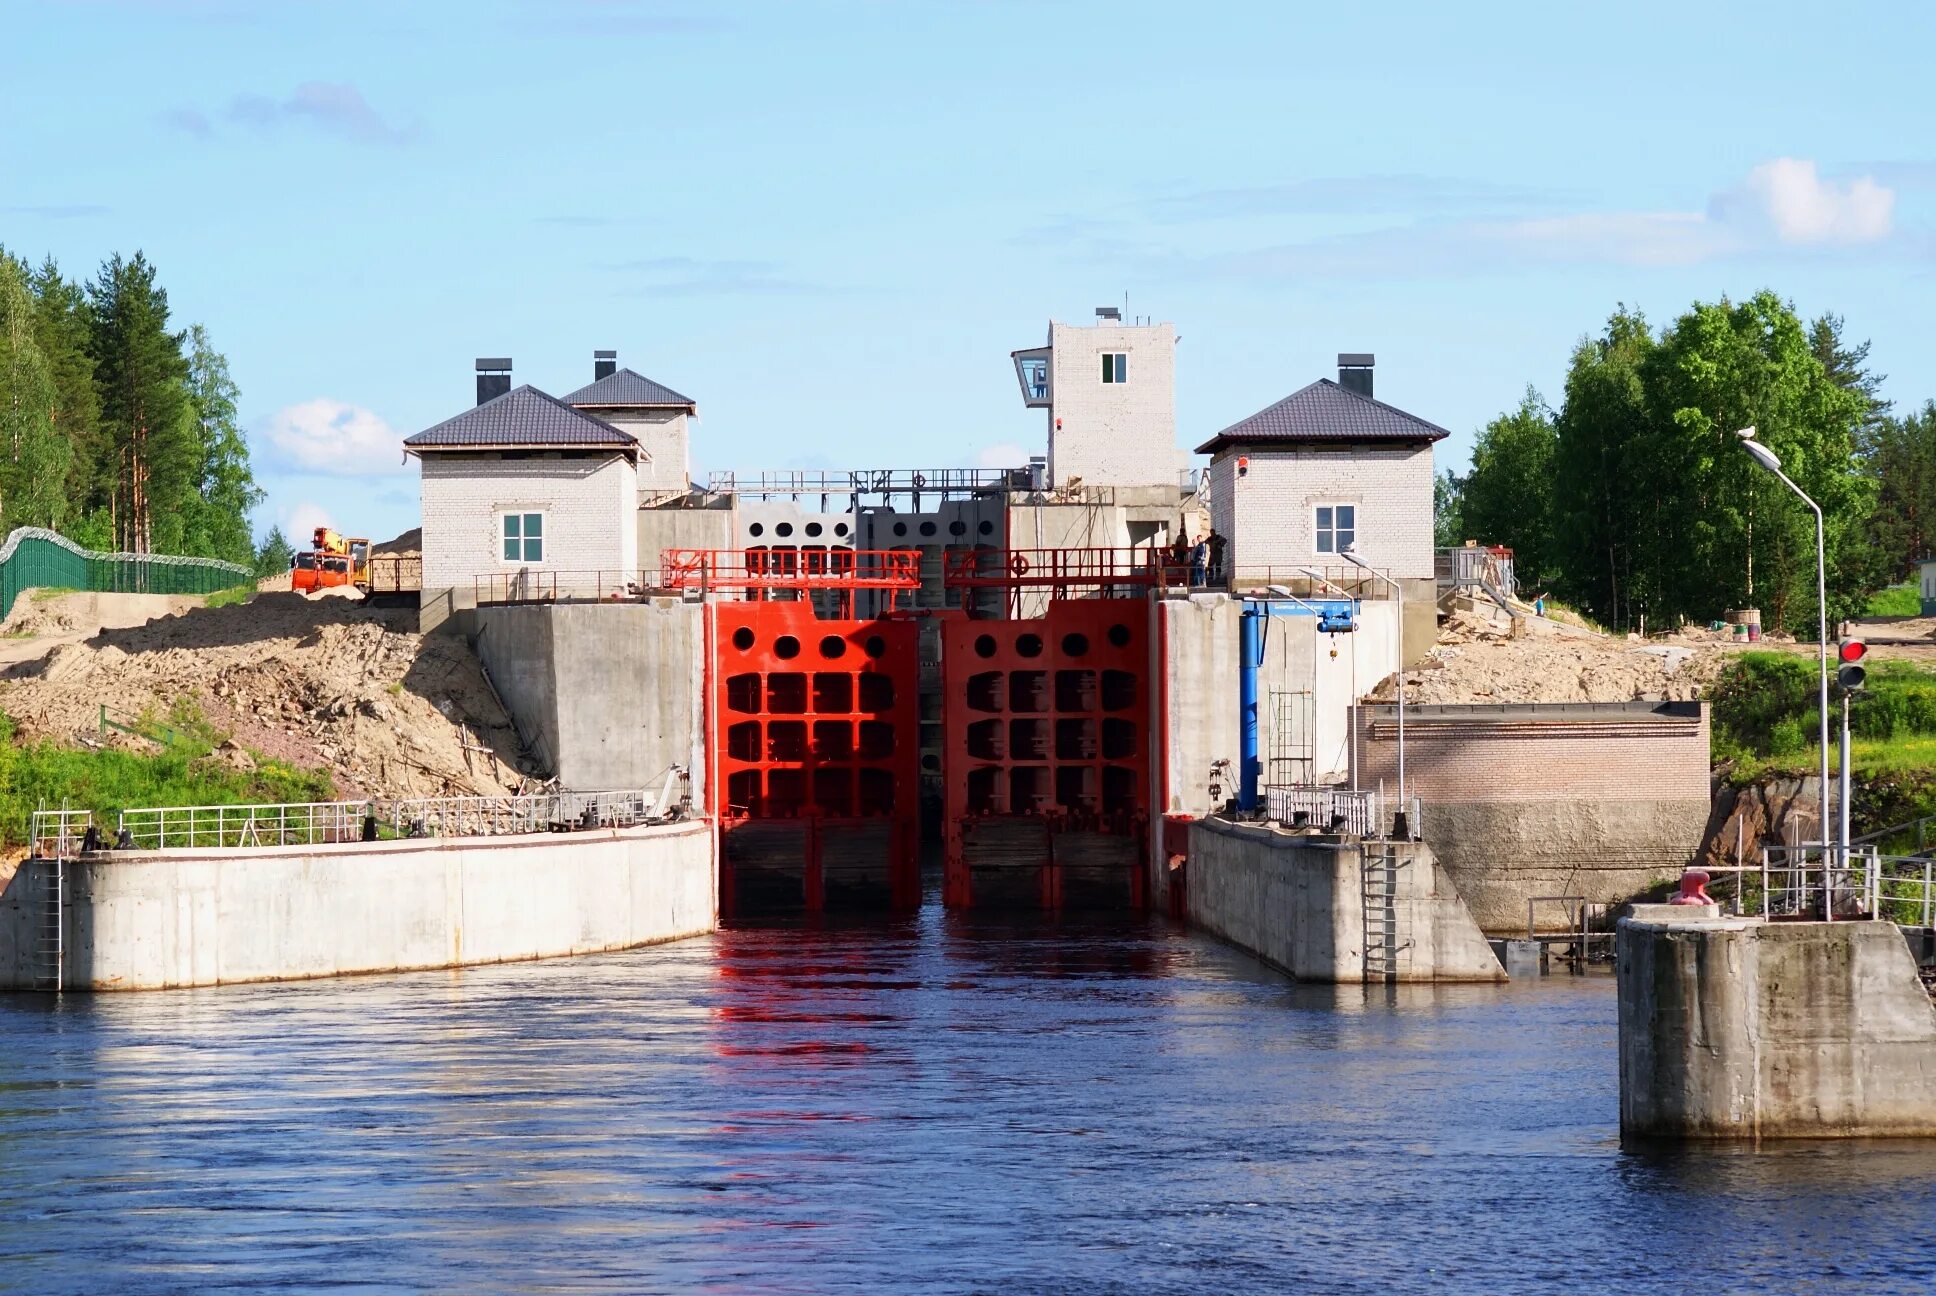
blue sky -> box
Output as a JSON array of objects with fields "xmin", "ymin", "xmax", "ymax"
[{"xmin": 3, "ymin": 0, "xmax": 1933, "ymax": 548}]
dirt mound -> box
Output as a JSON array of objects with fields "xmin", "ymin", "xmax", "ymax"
[
  {"xmin": 0, "ymin": 594, "xmax": 533, "ymax": 798},
  {"xmin": 1, "ymin": 589, "xmax": 206, "ymax": 640},
  {"xmin": 1382, "ymin": 607, "xmax": 1733, "ymax": 704},
  {"xmin": 374, "ymin": 527, "xmax": 421, "ymax": 557}
]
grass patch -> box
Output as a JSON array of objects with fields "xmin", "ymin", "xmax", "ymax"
[
  {"xmin": 1865, "ymin": 582, "xmax": 1922, "ymax": 618},
  {"xmin": 1710, "ymin": 652, "xmax": 1936, "ymax": 782},
  {"xmin": 0, "ymin": 707, "xmax": 335, "ymax": 847},
  {"xmin": 202, "ymin": 583, "xmax": 255, "ymax": 609},
  {"xmin": 28, "ymin": 587, "xmax": 80, "ymax": 603}
]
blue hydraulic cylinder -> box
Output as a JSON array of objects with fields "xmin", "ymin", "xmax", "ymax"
[{"xmin": 1239, "ymin": 606, "xmax": 1262, "ymax": 812}]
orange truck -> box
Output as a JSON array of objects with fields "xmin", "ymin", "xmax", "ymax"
[{"xmin": 291, "ymin": 527, "xmax": 371, "ymax": 593}]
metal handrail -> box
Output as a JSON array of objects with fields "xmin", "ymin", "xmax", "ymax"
[
  {"xmin": 472, "ymin": 569, "xmax": 645, "ymax": 606},
  {"xmin": 31, "ymin": 782, "xmax": 694, "ymax": 857},
  {"xmin": 1262, "ymin": 785, "xmax": 1421, "ymax": 839}
]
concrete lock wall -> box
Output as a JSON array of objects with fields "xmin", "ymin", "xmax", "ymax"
[
  {"xmin": 1159, "ymin": 596, "xmax": 1400, "ymax": 816},
  {"xmin": 473, "ymin": 600, "xmax": 705, "ymax": 798},
  {"xmin": 1618, "ymin": 917, "xmax": 1936, "ymax": 1139},
  {"xmin": 0, "ymin": 820, "xmax": 715, "ymax": 991},
  {"xmin": 1355, "ymin": 702, "xmax": 1711, "ymax": 935},
  {"xmin": 1183, "ymin": 818, "xmax": 1503, "ymax": 983}
]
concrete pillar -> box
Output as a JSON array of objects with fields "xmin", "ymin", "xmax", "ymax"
[{"xmin": 1618, "ymin": 916, "xmax": 1936, "ymax": 1139}]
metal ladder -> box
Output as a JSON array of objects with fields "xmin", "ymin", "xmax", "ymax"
[
  {"xmin": 33, "ymin": 856, "xmax": 64, "ymax": 993},
  {"xmin": 1362, "ymin": 843, "xmax": 1412, "ymax": 983}
]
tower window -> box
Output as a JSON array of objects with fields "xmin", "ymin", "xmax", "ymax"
[
  {"xmin": 1102, "ymin": 353, "xmax": 1128, "ymax": 383},
  {"xmin": 1315, "ymin": 504, "xmax": 1356, "ymax": 555}
]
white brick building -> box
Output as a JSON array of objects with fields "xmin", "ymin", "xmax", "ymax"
[
  {"xmin": 405, "ymin": 378, "xmax": 640, "ymax": 600},
  {"xmin": 562, "ymin": 353, "xmax": 699, "ymax": 499},
  {"xmin": 1198, "ymin": 355, "xmax": 1446, "ymax": 582},
  {"xmin": 1011, "ymin": 313, "xmax": 1181, "ymax": 489}
]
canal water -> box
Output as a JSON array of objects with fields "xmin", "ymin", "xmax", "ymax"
[{"xmin": 2, "ymin": 906, "xmax": 1934, "ymax": 1294}]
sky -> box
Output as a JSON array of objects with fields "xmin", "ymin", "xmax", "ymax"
[{"xmin": 3, "ymin": 0, "xmax": 1934, "ymax": 549}]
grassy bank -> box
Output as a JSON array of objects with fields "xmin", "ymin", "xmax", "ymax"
[{"xmin": 0, "ymin": 706, "xmax": 334, "ymax": 847}]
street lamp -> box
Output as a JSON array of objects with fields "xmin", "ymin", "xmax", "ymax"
[
  {"xmin": 1736, "ymin": 428, "xmax": 1831, "ymax": 878},
  {"xmin": 1338, "ymin": 547, "xmax": 1405, "ymax": 834}
]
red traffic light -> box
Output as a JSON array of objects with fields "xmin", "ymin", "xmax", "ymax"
[{"xmin": 1838, "ymin": 638, "xmax": 1867, "ymax": 664}]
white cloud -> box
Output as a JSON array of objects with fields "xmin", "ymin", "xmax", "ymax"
[
  {"xmin": 284, "ymin": 501, "xmax": 335, "ymax": 544},
  {"xmin": 974, "ymin": 442, "xmax": 1032, "ymax": 470},
  {"xmin": 258, "ymin": 398, "xmax": 407, "ymax": 475},
  {"xmin": 1729, "ymin": 158, "xmax": 1894, "ymax": 245}
]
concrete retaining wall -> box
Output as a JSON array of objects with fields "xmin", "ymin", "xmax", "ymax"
[
  {"xmin": 474, "ymin": 600, "xmax": 705, "ymax": 797},
  {"xmin": 0, "ymin": 820, "xmax": 714, "ymax": 991},
  {"xmin": 1184, "ymin": 818, "xmax": 1503, "ymax": 983},
  {"xmin": 1618, "ymin": 917, "xmax": 1936, "ymax": 1139}
]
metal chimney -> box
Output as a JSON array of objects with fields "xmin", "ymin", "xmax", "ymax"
[
  {"xmin": 594, "ymin": 349, "xmax": 617, "ymax": 381},
  {"xmin": 1338, "ymin": 353, "xmax": 1374, "ymax": 398},
  {"xmin": 475, "ymin": 357, "xmax": 512, "ymax": 405}
]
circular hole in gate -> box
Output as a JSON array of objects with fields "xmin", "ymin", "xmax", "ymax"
[
  {"xmin": 806, "ymin": 521, "xmax": 823, "ymax": 537},
  {"xmin": 731, "ymin": 627, "xmax": 755, "ymax": 652},
  {"xmin": 835, "ymin": 522, "xmax": 850, "ymax": 537},
  {"xmin": 1107, "ymin": 623, "xmax": 1131, "ymax": 648},
  {"xmin": 863, "ymin": 634, "xmax": 887, "ymax": 659},
  {"xmin": 1062, "ymin": 632, "xmax": 1090, "ymax": 657},
  {"xmin": 949, "ymin": 520, "xmax": 966, "ymax": 536},
  {"xmin": 893, "ymin": 521, "xmax": 908, "ymax": 537},
  {"xmin": 774, "ymin": 635, "xmax": 801, "ymax": 660},
  {"xmin": 919, "ymin": 521, "xmax": 937, "ymax": 537},
  {"xmin": 1016, "ymin": 633, "xmax": 1043, "ymax": 658},
  {"xmin": 974, "ymin": 633, "xmax": 997, "ymax": 658},
  {"xmin": 819, "ymin": 635, "xmax": 848, "ymax": 659},
  {"xmin": 922, "ymin": 754, "xmax": 940, "ymax": 771},
  {"xmin": 979, "ymin": 520, "xmax": 994, "ymax": 536},
  {"xmin": 776, "ymin": 522, "xmax": 794, "ymax": 537},
  {"xmin": 748, "ymin": 522, "xmax": 764, "ymax": 538}
]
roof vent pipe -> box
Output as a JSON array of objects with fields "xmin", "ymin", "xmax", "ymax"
[
  {"xmin": 476, "ymin": 357, "xmax": 512, "ymax": 405},
  {"xmin": 593, "ymin": 349, "xmax": 617, "ymax": 381},
  {"xmin": 1338, "ymin": 353, "xmax": 1374, "ymax": 398}
]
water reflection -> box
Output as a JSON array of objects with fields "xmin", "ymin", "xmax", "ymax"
[{"xmin": 0, "ymin": 906, "xmax": 1930, "ymax": 1293}]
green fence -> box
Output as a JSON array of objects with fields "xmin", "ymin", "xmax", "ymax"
[{"xmin": 0, "ymin": 527, "xmax": 252, "ymax": 622}]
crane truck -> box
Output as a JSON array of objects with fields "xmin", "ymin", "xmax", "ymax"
[{"xmin": 291, "ymin": 527, "xmax": 371, "ymax": 593}]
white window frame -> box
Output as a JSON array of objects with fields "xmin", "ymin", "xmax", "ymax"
[
  {"xmin": 1314, "ymin": 502, "xmax": 1357, "ymax": 556},
  {"xmin": 1102, "ymin": 352, "xmax": 1128, "ymax": 384},
  {"xmin": 499, "ymin": 510, "xmax": 546, "ymax": 565}
]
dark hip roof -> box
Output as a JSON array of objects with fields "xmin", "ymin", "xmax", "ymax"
[
  {"xmin": 1195, "ymin": 378, "xmax": 1451, "ymax": 455},
  {"xmin": 403, "ymin": 384, "xmax": 639, "ymax": 452},
  {"xmin": 562, "ymin": 367, "xmax": 696, "ymax": 410}
]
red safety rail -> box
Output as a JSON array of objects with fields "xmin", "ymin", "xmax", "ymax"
[
  {"xmin": 943, "ymin": 548, "xmax": 1161, "ymax": 617},
  {"xmin": 664, "ymin": 548, "xmax": 922, "ymax": 617},
  {"xmin": 941, "ymin": 601, "xmax": 1151, "ymax": 911},
  {"xmin": 713, "ymin": 600, "xmax": 920, "ymax": 915}
]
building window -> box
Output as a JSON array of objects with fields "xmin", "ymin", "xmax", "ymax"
[
  {"xmin": 1314, "ymin": 504, "xmax": 1356, "ymax": 555},
  {"xmin": 501, "ymin": 511, "xmax": 544, "ymax": 563},
  {"xmin": 1102, "ymin": 353, "xmax": 1128, "ymax": 383}
]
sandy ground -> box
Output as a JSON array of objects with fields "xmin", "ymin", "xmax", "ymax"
[
  {"xmin": 1383, "ymin": 608, "xmax": 1734, "ymax": 705},
  {"xmin": 0, "ymin": 589, "xmax": 532, "ymax": 798}
]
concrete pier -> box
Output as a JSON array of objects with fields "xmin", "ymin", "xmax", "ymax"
[
  {"xmin": 0, "ymin": 820, "xmax": 715, "ymax": 991},
  {"xmin": 1183, "ymin": 818, "xmax": 1505, "ymax": 983},
  {"xmin": 1618, "ymin": 915, "xmax": 1936, "ymax": 1139}
]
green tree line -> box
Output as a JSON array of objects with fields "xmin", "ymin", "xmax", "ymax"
[
  {"xmin": 0, "ymin": 246, "xmax": 279, "ymax": 569},
  {"xmin": 1435, "ymin": 291, "xmax": 1919, "ymax": 636}
]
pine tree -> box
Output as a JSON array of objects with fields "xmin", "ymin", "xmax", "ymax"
[
  {"xmin": 0, "ymin": 255, "xmax": 71, "ymax": 531},
  {"xmin": 86, "ymin": 252, "xmax": 194, "ymax": 553},
  {"xmin": 28, "ymin": 258, "xmax": 103, "ymax": 512},
  {"xmin": 183, "ymin": 324, "xmax": 262, "ymax": 564},
  {"xmin": 255, "ymin": 525, "xmax": 294, "ymax": 576}
]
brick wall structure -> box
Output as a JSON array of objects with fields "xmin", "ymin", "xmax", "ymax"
[
  {"xmin": 420, "ymin": 452, "xmax": 639, "ymax": 597},
  {"xmin": 1351, "ymin": 701, "xmax": 1713, "ymax": 933},
  {"xmin": 1209, "ymin": 443, "xmax": 1435, "ymax": 582},
  {"xmin": 1046, "ymin": 320, "xmax": 1178, "ymax": 489}
]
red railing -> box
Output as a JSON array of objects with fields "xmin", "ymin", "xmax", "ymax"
[
  {"xmin": 659, "ymin": 548, "xmax": 925, "ymax": 616},
  {"xmin": 942, "ymin": 547, "xmax": 1162, "ymax": 589}
]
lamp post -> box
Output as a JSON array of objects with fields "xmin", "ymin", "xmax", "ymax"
[
  {"xmin": 1339, "ymin": 547, "xmax": 1405, "ymax": 833},
  {"xmin": 1736, "ymin": 428, "xmax": 1831, "ymax": 882}
]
